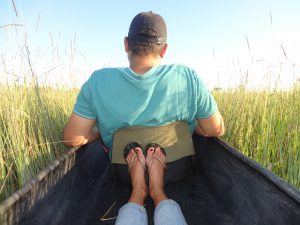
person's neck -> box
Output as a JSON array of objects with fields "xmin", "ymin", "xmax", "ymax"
[{"xmin": 129, "ymin": 55, "xmax": 161, "ymax": 75}]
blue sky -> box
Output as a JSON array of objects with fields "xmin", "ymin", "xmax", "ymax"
[{"xmin": 1, "ymin": 0, "xmax": 300, "ymax": 88}]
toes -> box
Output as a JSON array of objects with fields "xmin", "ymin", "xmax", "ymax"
[
  {"xmin": 146, "ymin": 147, "xmax": 154, "ymax": 165},
  {"xmin": 135, "ymin": 147, "xmax": 146, "ymax": 165},
  {"xmin": 154, "ymin": 147, "xmax": 161, "ymax": 156},
  {"xmin": 146, "ymin": 147, "xmax": 155, "ymax": 159},
  {"xmin": 129, "ymin": 149, "xmax": 135, "ymax": 157},
  {"xmin": 126, "ymin": 149, "xmax": 134, "ymax": 162},
  {"xmin": 147, "ymin": 147, "xmax": 155, "ymax": 154},
  {"xmin": 135, "ymin": 147, "xmax": 143, "ymax": 155},
  {"xmin": 154, "ymin": 147, "xmax": 165, "ymax": 162}
]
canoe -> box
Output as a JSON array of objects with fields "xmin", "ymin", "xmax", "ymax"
[{"xmin": 0, "ymin": 135, "xmax": 299, "ymax": 225}]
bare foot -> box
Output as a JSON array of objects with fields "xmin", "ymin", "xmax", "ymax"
[
  {"xmin": 125, "ymin": 147, "xmax": 147, "ymax": 205},
  {"xmin": 146, "ymin": 146, "xmax": 168, "ymax": 206}
]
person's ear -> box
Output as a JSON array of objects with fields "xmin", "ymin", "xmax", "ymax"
[
  {"xmin": 124, "ymin": 37, "xmax": 129, "ymax": 53},
  {"xmin": 160, "ymin": 44, "xmax": 168, "ymax": 58}
]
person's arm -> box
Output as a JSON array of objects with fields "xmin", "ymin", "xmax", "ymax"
[
  {"xmin": 63, "ymin": 113, "xmax": 100, "ymax": 147},
  {"xmin": 190, "ymin": 69, "xmax": 225, "ymax": 137},
  {"xmin": 64, "ymin": 76, "xmax": 100, "ymax": 147},
  {"xmin": 195, "ymin": 111, "xmax": 225, "ymax": 137}
]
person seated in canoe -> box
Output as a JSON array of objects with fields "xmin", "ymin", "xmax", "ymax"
[{"xmin": 63, "ymin": 11, "xmax": 224, "ymax": 225}]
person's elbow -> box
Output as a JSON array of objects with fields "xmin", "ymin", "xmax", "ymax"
[
  {"xmin": 63, "ymin": 112, "xmax": 97, "ymax": 147},
  {"xmin": 63, "ymin": 128, "xmax": 85, "ymax": 147},
  {"xmin": 196, "ymin": 112, "xmax": 225, "ymax": 137},
  {"xmin": 219, "ymin": 126, "xmax": 225, "ymax": 136},
  {"xmin": 215, "ymin": 124, "xmax": 225, "ymax": 137},
  {"xmin": 205, "ymin": 124, "xmax": 225, "ymax": 137}
]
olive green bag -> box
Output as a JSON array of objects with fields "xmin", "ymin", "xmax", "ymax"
[{"xmin": 111, "ymin": 121, "xmax": 195, "ymax": 164}]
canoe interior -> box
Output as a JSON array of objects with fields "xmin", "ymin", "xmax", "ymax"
[{"xmin": 3, "ymin": 136, "xmax": 300, "ymax": 225}]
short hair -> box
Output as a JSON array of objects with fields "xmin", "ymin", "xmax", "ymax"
[{"xmin": 128, "ymin": 29, "xmax": 165, "ymax": 57}]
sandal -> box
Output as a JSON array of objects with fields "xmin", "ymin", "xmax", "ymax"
[
  {"xmin": 145, "ymin": 143, "xmax": 167, "ymax": 172},
  {"xmin": 123, "ymin": 142, "xmax": 146, "ymax": 173}
]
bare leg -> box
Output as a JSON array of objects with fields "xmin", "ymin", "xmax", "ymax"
[
  {"xmin": 126, "ymin": 148, "xmax": 147, "ymax": 205},
  {"xmin": 146, "ymin": 146, "xmax": 167, "ymax": 206},
  {"xmin": 115, "ymin": 147, "xmax": 148, "ymax": 225},
  {"xmin": 146, "ymin": 146, "xmax": 188, "ymax": 225}
]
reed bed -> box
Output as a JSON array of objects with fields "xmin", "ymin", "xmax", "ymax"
[
  {"xmin": 215, "ymin": 88, "xmax": 300, "ymax": 188},
  {"xmin": 0, "ymin": 84, "xmax": 299, "ymax": 201},
  {"xmin": 0, "ymin": 84, "xmax": 77, "ymax": 201}
]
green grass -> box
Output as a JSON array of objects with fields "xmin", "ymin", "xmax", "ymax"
[
  {"xmin": 0, "ymin": 84, "xmax": 299, "ymax": 202},
  {"xmin": 0, "ymin": 84, "xmax": 77, "ymax": 201},
  {"xmin": 214, "ymin": 88, "xmax": 300, "ymax": 187}
]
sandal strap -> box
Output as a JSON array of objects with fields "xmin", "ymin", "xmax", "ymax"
[
  {"xmin": 136, "ymin": 155, "xmax": 146, "ymax": 170},
  {"xmin": 145, "ymin": 143, "xmax": 166, "ymax": 156},
  {"xmin": 153, "ymin": 155, "xmax": 167, "ymax": 170},
  {"xmin": 148, "ymin": 155, "xmax": 167, "ymax": 172},
  {"xmin": 146, "ymin": 143, "xmax": 167, "ymax": 173},
  {"xmin": 124, "ymin": 142, "xmax": 142, "ymax": 158},
  {"xmin": 124, "ymin": 142, "xmax": 146, "ymax": 172},
  {"xmin": 126, "ymin": 151, "xmax": 146, "ymax": 173},
  {"xmin": 127, "ymin": 153, "xmax": 137, "ymax": 173}
]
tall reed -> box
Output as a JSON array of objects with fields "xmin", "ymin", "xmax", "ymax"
[
  {"xmin": 0, "ymin": 84, "xmax": 77, "ymax": 201},
  {"xmin": 0, "ymin": 84, "xmax": 299, "ymax": 201},
  {"xmin": 214, "ymin": 88, "xmax": 300, "ymax": 188}
]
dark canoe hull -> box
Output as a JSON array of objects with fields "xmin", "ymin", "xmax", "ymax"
[{"xmin": 0, "ymin": 135, "xmax": 300, "ymax": 225}]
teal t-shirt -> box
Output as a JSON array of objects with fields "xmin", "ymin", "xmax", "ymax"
[{"xmin": 74, "ymin": 64, "xmax": 218, "ymax": 148}]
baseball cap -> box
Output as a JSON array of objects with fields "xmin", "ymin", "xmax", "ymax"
[{"xmin": 128, "ymin": 11, "xmax": 167, "ymax": 44}]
